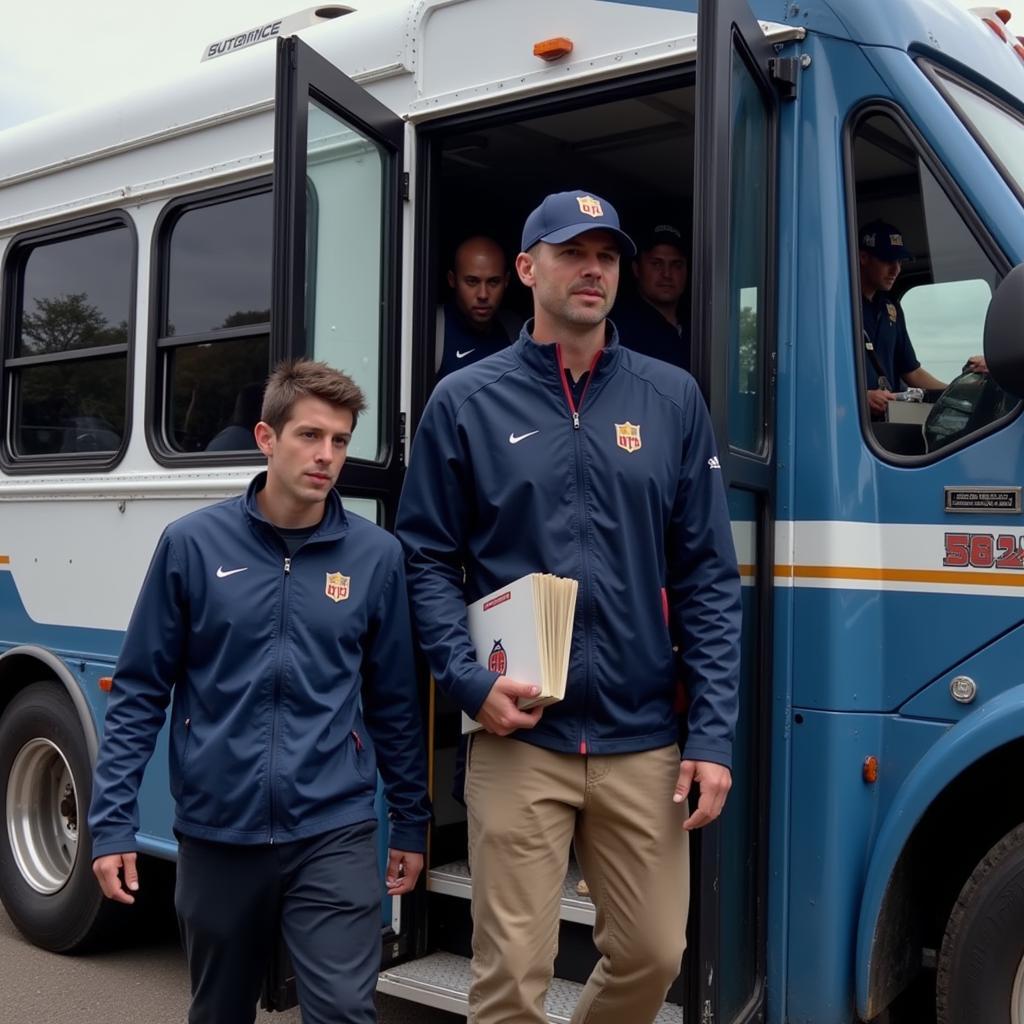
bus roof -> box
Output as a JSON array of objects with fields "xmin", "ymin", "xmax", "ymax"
[{"xmin": 1, "ymin": 0, "xmax": 1022, "ymax": 223}]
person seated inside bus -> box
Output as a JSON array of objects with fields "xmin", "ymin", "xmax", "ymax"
[
  {"xmin": 435, "ymin": 235, "xmax": 523, "ymax": 380},
  {"xmin": 205, "ymin": 382, "xmax": 262, "ymax": 451},
  {"xmin": 611, "ymin": 223, "xmax": 690, "ymax": 371},
  {"xmin": 859, "ymin": 219, "xmax": 985, "ymax": 418}
]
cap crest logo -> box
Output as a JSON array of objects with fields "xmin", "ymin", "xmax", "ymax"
[
  {"xmin": 889, "ymin": 233, "xmax": 903, "ymax": 247},
  {"xmin": 577, "ymin": 195, "xmax": 604, "ymax": 218},
  {"xmin": 863, "ymin": 232, "xmax": 876, "ymax": 247},
  {"xmin": 615, "ymin": 421, "xmax": 642, "ymax": 453},
  {"xmin": 325, "ymin": 571, "xmax": 350, "ymax": 602}
]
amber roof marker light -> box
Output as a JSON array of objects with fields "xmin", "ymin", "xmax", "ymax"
[{"xmin": 533, "ymin": 37, "xmax": 574, "ymax": 62}]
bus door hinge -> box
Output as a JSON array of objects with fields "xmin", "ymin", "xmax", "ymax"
[
  {"xmin": 398, "ymin": 411, "xmax": 407, "ymax": 466},
  {"xmin": 768, "ymin": 56, "xmax": 799, "ymax": 100},
  {"xmin": 402, "ymin": 171, "xmax": 410, "ymax": 200},
  {"xmin": 701, "ymin": 999, "xmax": 715, "ymax": 1024}
]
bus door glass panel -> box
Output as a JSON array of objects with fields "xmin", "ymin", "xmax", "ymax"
[
  {"xmin": 851, "ymin": 112, "xmax": 1014, "ymax": 455},
  {"xmin": 722, "ymin": 50, "xmax": 769, "ymax": 1024},
  {"xmin": 271, "ymin": 34, "xmax": 405, "ymax": 961},
  {"xmin": 305, "ymin": 101, "xmax": 385, "ymax": 464},
  {"xmin": 728, "ymin": 46, "xmax": 768, "ymax": 455},
  {"xmin": 694, "ymin": 3, "xmax": 776, "ymax": 1021}
]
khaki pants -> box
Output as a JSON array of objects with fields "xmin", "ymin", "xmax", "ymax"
[{"xmin": 465, "ymin": 733, "xmax": 689, "ymax": 1024}]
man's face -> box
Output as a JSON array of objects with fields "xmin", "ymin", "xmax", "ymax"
[
  {"xmin": 518, "ymin": 229, "xmax": 620, "ymax": 328},
  {"xmin": 633, "ymin": 244, "xmax": 688, "ymax": 306},
  {"xmin": 860, "ymin": 251, "xmax": 902, "ymax": 294},
  {"xmin": 448, "ymin": 243, "xmax": 508, "ymax": 326},
  {"xmin": 256, "ymin": 395, "xmax": 353, "ymax": 511}
]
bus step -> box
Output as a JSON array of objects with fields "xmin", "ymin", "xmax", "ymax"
[
  {"xmin": 377, "ymin": 951, "xmax": 685, "ymax": 1022},
  {"xmin": 428, "ymin": 859, "xmax": 596, "ymax": 925}
]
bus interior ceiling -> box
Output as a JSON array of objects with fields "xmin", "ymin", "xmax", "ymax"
[{"xmin": 433, "ymin": 82, "xmax": 696, "ymax": 322}]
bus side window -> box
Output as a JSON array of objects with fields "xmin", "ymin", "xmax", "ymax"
[
  {"xmin": 1, "ymin": 216, "xmax": 133, "ymax": 464},
  {"xmin": 848, "ymin": 110, "xmax": 1016, "ymax": 457},
  {"xmin": 154, "ymin": 184, "xmax": 271, "ymax": 456}
]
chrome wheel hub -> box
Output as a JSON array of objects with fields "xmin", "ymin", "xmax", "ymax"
[{"xmin": 6, "ymin": 738, "xmax": 78, "ymax": 894}]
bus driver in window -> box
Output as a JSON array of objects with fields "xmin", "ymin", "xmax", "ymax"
[{"xmin": 859, "ymin": 219, "xmax": 986, "ymax": 417}]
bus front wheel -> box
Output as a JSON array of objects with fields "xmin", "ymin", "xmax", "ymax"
[
  {"xmin": 936, "ymin": 822, "xmax": 1024, "ymax": 1024},
  {"xmin": 0, "ymin": 681, "xmax": 110, "ymax": 951}
]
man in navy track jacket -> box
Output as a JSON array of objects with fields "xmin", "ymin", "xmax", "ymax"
[
  {"xmin": 89, "ymin": 360, "xmax": 430, "ymax": 1024},
  {"xmin": 396, "ymin": 191, "xmax": 741, "ymax": 1024}
]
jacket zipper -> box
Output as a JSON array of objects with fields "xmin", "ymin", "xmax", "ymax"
[
  {"xmin": 268, "ymin": 554, "xmax": 292, "ymax": 842},
  {"xmin": 556, "ymin": 345, "xmax": 601, "ymax": 755}
]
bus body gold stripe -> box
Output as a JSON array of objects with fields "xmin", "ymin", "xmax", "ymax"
[{"xmin": 774, "ymin": 564, "xmax": 1024, "ymax": 587}]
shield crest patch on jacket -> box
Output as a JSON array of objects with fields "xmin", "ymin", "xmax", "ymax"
[
  {"xmin": 325, "ymin": 572, "xmax": 350, "ymax": 602},
  {"xmin": 615, "ymin": 421, "xmax": 642, "ymax": 453}
]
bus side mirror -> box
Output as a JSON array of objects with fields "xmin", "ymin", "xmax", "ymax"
[{"xmin": 984, "ymin": 263, "xmax": 1024, "ymax": 398}]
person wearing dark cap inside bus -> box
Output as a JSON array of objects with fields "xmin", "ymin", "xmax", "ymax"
[
  {"xmin": 611, "ymin": 223, "xmax": 690, "ymax": 370},
  {"xmin": 397, "ymin": 189, "xmax": 740, "ymax": 1024},
  {"xmin": 859, "ymin": 219, "xmax": 985, "ymax": 417}
]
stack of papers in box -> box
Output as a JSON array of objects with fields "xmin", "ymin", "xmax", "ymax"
[{"xmin": 462, "ymin": 573, "xmax": 579, "ymax": 734}]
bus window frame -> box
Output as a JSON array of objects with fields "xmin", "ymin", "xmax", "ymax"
[
  {"xmin": 918, "ymin": 57, "xmax": 1024, "ymax": 212},
  {"xmin": 843, "ymin": 99, "xmax": 1019, "ymax": 466},
  {"xmin": 0, "ymin": 210, "xmax": 137, "ymax": 475},
  {"xmin": 146, "ymin": 176, "xmax": 275, "ymax": 467}
]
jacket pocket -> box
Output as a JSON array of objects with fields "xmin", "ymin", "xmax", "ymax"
[{"xmin": 351, "ymin": 729, "xmax": 376, "ymax": 783}]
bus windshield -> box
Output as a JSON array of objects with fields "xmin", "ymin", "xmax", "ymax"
[{"xmin": 936, "ymin": 70, "xmax": 1024, "ymax": 201}]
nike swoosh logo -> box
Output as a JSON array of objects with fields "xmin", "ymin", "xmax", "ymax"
[
  {"xmin": 508, "ymin": 430, "xmax": 540, "ymax": 445},
  {"xmin": 216, "ymin": 566, "xmax": 248, "ymax": 578},
  {"xmin": 456, "ymin": 348, "xmax": 475, "ymax": 359}
]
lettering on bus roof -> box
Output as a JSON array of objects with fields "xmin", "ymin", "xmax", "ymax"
[{"xmin": 202, "ymin": 19, "xmax": 283, "ymax": 62}]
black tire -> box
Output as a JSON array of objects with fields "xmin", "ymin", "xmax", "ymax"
[
  {"xmin": 0, "ymin": 681, "xmax": 113, "ymax": 951},
  {"xmin": 936, "ymin": 822, "xmax": 1024, "ymax": 1024}
]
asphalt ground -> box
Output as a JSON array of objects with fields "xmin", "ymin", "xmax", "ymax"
[{"xmin": 0, "ymin": 864, "xmax": 460, "ymax": 1024}]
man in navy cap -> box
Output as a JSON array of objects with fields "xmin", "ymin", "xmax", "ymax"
[
  {"xmin": 859, "ymin": 219, "xmax": 984, "ymax": 416},
  {"xmin": 612, "ymin": 223, "xmax": 691, "ymax": 370},
  {"xmin": 397, "ymin": 189, "xmax": 740, "ymax": 1023}
]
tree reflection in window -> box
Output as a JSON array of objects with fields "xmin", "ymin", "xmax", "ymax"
[{"xmin": 6, "ymin": 222, "xmax": 132, "ymax": 459}]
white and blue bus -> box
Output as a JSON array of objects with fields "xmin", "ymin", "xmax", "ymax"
[{"xmin": 2, "ymin": 2, "xmax": 1024, "ymax": 1021}]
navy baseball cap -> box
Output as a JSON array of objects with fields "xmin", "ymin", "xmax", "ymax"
[
  {"xmin": 521, "ymin": 190, "xmax": 636, "ymax": 256},
  {"xmin": 637, "ymin": 223, "xmax": 687, "ymax": 256},
  {"xmin": 859, "ymin": 220, "xmax": 914, "ymax": 261}
]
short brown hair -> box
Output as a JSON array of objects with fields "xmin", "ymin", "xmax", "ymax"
[{"xmin": 260, "ymin": 359, "xmax": 367, "ymax": 433}]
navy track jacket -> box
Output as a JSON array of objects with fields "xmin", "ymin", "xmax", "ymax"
[
  {"xmin": 396, "ymin": 326, "xmax": 741, "ymax": 765},
  {"xmin": 89, "ymin": 475, "xmax": 431, "ymax": 858}
]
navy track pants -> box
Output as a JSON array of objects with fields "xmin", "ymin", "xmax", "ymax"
[{"xmin": 174, "ymin": 819, "xmax": 381, "ymax": 1024}]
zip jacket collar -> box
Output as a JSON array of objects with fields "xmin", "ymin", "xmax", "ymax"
[
  {"xmin": 243, "ymin": 471, "xmax": 349, "ymax": 544},
  {"xmin": 514, "ymin": 319, "xmax": 623, "ymax": 404}
]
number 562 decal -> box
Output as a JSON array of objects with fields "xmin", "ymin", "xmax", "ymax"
[{"xmin": 943, "ymin": 532, "xmax": 1024, "ymax": 570}]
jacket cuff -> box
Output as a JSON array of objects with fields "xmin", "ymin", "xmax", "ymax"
[
  {"xmin": 90, "ymin": 835, "xmax": 138, "ymax": 860},
  {"xmin": 680, "ymin": 738, "xmax": 733, "ymax": 770},
  {"xmin": 449, "ymin": 666, "xmax": 500, "ymax": 720},
  {"xmin": 389, "ymin": 822, "xmax": 428, "ymax": 854}
]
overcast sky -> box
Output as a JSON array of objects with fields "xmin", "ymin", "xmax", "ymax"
[{"xmin": 1, "ymin": 0, "xmax": 1022, "ymax": 132}]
